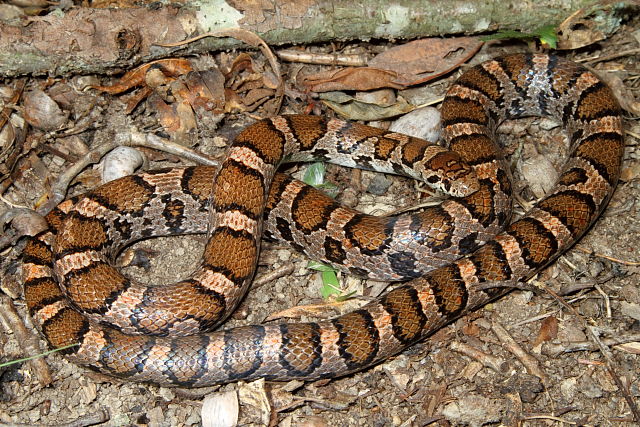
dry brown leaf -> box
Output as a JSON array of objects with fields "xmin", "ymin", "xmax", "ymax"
[
  {"xmin": 183, "ymin": 70, "xmax": 226, "ymax": 114},
  {"xmin": 223, "ymin": 88, "xmax": 245, "ymax": 113},
  {"xmin": 158, "ymin": 29, "xmax": 284, "ymax": 113},
  {"xmin": 303, "ymin": 37, "xmax": 482, "ymax": 93},
  {"xmin": 303, "ymin": 67, "xmax": 402, "ymax": 92},
  {"xmin": 603, "ymin": 73, "xmax": 640, "ymax": 116},
  {"xmin": 556, "ymin": 8, "xmax": 605, "ymax": 50},
  {"xmin": 322, "ymin": 95, "xmax": 413, "ymax": 121},
  {"xmin": 369, "ymin": 37, "xmax": 483, "ymax": 85},
  {"xmin": 90, "ymin": 58, "xmax": 193, "ymax": 94},
  {"xmin": 148, "ymin": 94, "xmax": 181, "ymax": 133},
  {"xmin": 533, "ymin": 316, "xmax": 559, "ymax": 347},
  {"xmin": 462, "ymin": 321, "xmax": 481, "ymax": 337},
  {"xmin": 23, "ymin": 89, "xmax": 68, "ymax": 131}
]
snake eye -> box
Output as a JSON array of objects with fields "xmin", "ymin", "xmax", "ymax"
[{"xmin": 426, "ymin": 175, "xmax": 440, "ymax": 184}]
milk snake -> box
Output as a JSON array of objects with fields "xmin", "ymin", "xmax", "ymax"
[{"xmin": 22, "ymin": 54, "xmax": 624, "ymax": 387}]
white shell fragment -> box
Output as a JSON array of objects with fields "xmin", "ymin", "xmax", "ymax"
[
  {"xmin": 201, "ymin": 391, "xmax": 239, "ymax": 427},
  {"xmin": 389, "ymin": 107, "xmax": 441, "ymax": 142},
  {"xmin": 101, "ymin": 146, "xmax": 145, "ymax": 183}
]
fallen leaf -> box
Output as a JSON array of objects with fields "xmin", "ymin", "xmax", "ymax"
[
  {"xmin": 23, "ymin": 89, "xmax": 68, "ymax": 131},
  {"xmin": 533, "ymin": 316, "xmax": 559, "ymax": 347},
  {"xmin": 321, "ymin": 94, "xmax": 413, "ymax": 121},
  {"xmin": 557, "ymin": 9, "xmax": 605, "ymax": 50},
  {"xmin": 303, "ymin": 37, "xmax": 482, "ymax": 93},
  {"xmin": 369, "ymin": 37, "xmax": 483, "ymax": 85},
  {"xmin": 90, "ymin": 58, "xmax": 193, "ymax": 94},
  {"xmin": 303, "ymin": 67, "xmax": 402, "ymax": 92},
  {"xmin": 602, "ymin": 72, "xmax": 640, "ymax": 116}
]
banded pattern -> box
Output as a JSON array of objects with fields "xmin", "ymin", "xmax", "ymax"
[{"xmin": 22, "ymin": 54, "xmax": 624, "ymax": 387}]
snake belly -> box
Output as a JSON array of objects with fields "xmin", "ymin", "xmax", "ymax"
[{"xmin": 22, "ymin": 54, "xmax": 624, "ymax": 387}]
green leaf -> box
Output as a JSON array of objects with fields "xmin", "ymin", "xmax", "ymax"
[
  {"xmin": 302, "ymin": 162, "xmax": 339, "ymax": 197},
  {"xmin": 303, "ymin": 162, "xmax": 326, "ymax": 187},
  {"xmin": 480, "ymin": 25, "xmax": 558, "ymax": 48},
  {"xmin": 536, "ymin": 25, "xmax": 558, "ymax": 49},
  {"xmin": 335, "ymin": 290, "xmax": 357, "ymax": 302},
  {"xmin": 320, "ymin": 270, "xmax": 341, "ymax": 299},
  {"xmin": 308, "ymin": 261, "xmax": 345, "ymax": 299}
]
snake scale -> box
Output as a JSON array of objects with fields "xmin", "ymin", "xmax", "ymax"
[{"xmin": 23, "ymin": 54, "xmax": 624, "ymax": 387}]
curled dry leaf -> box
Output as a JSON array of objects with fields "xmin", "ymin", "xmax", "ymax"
[
  {"xmin": 159, "ymin": 28, "xmax": 283, "ymax": 114},
  {"xmin": 321, "ymin": 93, "xmax": 412, "ymax": 121},
  {"xmin": 304, "ymin": 67, "xmax": 402, "ymax": 93},
  {"xmin": 90, "ymin": 58, "xmax": 194, "ymax": 95},
  {"xmin": 303, "ymin": 37, "xmax": 482, "ymax": 93},
  {"xmin": 182, "ymin": 69, "xmax": 226, "ymax": 114},
  {"xmin": 145, "ymin": 68, "xmax": 226, "ymax": 144},
  {"xmin": 368, "ymin": 37, "xmax": 483, "ymax": 85},
  {"xmin": 602, "ymin": 73, "xmax": 640, "ymax": 116},
  {"xmin": 0, "ymin": 80, "xmax": 27, "ymax": 180},
  {"xmin": 556, "ymin": 8, "xmax": 605, "ymax": 50},
  {"xmin": 23, "ymin": 89, "xmax": 68, "ymax": 131}
]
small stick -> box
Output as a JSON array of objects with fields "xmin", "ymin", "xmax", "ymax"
[
  {"xmin": 574, "ymin": 246, "xmax": 640, "ymax": 266},
  {"xmin": 449, "ymin": 341, "xmax": 507, "ymax": 374},
  {"xmin": 547, "ymin": 333, "xmax": 640, "ymax": 356},
  {"xmin": 253, "ymin": 264, "xmax": 295, "ymax": 288},
  {"xmin": 491, "ymin": 321, "xmax": 550, "ymax": 384},
  {"xmin": 58, "ymin": 409, "xmax": 110, "ymax": 427},
  {"xmin": 576, "ymin": 48, "xmax": 640, "ymax": 64},
  {"xmin": 277, "ymin": 49, "xmax": 368, "ymax": 66},
  {"xmin": 537, "ymin": 280, "xmax": 640, "ymax": 421},
  {"xmin": 587, "ymin": 326, "xmax": 640, "ymax": 422},
  {"xmin": 0, "ymin": 294, "xmax": 53, "ymax": 386}
]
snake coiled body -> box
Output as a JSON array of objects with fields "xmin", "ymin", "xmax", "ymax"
[{"xmin": 23, "ymin": 54, "xmax": 624, "ymax": 387}]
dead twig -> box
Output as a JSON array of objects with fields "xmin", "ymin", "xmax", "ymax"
[
  {"xmin": 536, "ymin": 280, "xmax": 640, "ymax": 421},
  {"xmin": 449, "ymin": 341, "xmax": 507, "ymax": 374},
  {"xmin": 277, "ymin": 49, "xmax": 368, "ymax": 66},
  {"xmin": 574, "ymin": 246, "xmax": 640, "ymax": 266},
  {"xmin": 252, "ymin": 264, "xmax": 295, "ymax": 288},
  {"xmin": 491, "ymin": 321, "xmax": 550, "ymax": 384},
  {"xmin": 576, "ymin": 48, "xmax": 640, "ymax": 64},
  {"xmin": 57, "ymin": 409, "xmax": 110, "ymax": 427},
  {"xmin": 546, "ymin": 333, "xmax": 640, "ymax": 357},
  {"xmin": 587, "ymin": 326, "xmax": 640, "ymax": 422},
  {"xmin": 0, "ymin": 294, "xmax": 53, "ymax": 386}
]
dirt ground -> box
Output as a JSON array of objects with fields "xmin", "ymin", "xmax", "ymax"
[{"xmin": 1, "ymin": 12, "xmax": 640, "ymax": 427}]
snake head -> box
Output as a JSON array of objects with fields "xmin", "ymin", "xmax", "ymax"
[{"xmin": 425, "ymin": 151, "xmax": 480, "ymax": 197}]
